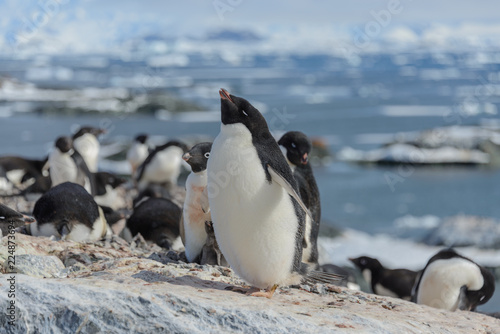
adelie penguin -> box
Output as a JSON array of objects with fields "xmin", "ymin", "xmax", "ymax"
[
  {"xmin": 127, "ymin": 134, "xmax": 150, "ymax": 176},
  {"xmin": 0, "ymin": 156, "xmax": 48, "ymax": 194},
  {"xmin": 278, "ymin": 131, "xmax": 321, "ymax": 266},
  {"xmin": 207, "ymin": 88, "xmax": 342, "ymax": 298},
  {"xmin": 349, "ymin": 256, "xmax": 418, "ymax": 300},
  {"xmin": 180, "ymin": 142, "xmax": 220, "ymax": 263},
  {"xmin": 48, "ymin": 136, "xmax": 96, "ymax": 195},
  {"xmin": 72, "ymin": 126, "xmax": 106, "ymax": 173},
  {"xmin": 135, "ymin": 140, "xmax": 188, "ymax": 191},
  {"xmin": 413, "ymin": 248, "xmax": 495, "ymax": 311},
  {"xmin": 0, "ymin": 203, "xmax": 35, "ymax": 238},
  {"xmin": 24, "ymin": 182, "xmax": 111, "ymax": 242},
  {"xmin": 126, "ymin": 197, "xmax": 181, "ymax": 249}
]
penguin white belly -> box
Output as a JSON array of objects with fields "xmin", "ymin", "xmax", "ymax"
[
  {"xmin": 49, "ymin": 150, "xmax": 78, "ymax": 187},
  {"xmin": 417, "ymin": 258, "xmax": 483, "ymax": 311},
  {"xmin": 74, "ymin": 134, "xmax": 99, "ymax": 172},
  {"xmin": 127, "ymin": 143, "xmax": 148, "ymax": 173},
  {"xmin": 142, "ymin": 147, "xmax": 183, "ymax": 184},
  {"xmin": 208, "ymin": 124, "xmax": 299, "ymax": 289},
  {"xmin": 183, "ymin": 171, "xmax": 210, "ymax": 262}
]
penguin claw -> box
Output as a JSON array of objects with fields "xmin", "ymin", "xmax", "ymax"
[{"xmin": 248, "ymin": 285, "xmax": 278, "ymax": 299}]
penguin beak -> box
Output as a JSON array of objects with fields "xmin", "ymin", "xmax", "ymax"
[
  {"xmin": 219, "ymin": 88, "xmax": 233, "ymax": 103},
  {"xmin": 182, "ymin": 152, "xmax": 191, "ymax": 162},
  {"xmin": 22, "ymin": 214, "xmax": 36, "ymax": 224},
  {"xmin": 301, "ymin": 153, "xmax": 308, "ymax": 164}
]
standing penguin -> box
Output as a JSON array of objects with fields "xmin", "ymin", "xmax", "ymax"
[
  {"xmin": 48, "ymin": 136, "xmax": 95, "ymax": 195},
  {"xmin": 278, "ymin": 131, "xmax": 321, "ymax": 265},
  {"xmin": 181, "ymin": 142, "xmax": 212, "ymax": 263},
  {"xmin": 414, "ymin": 249, "xmax": 495, "ymax": 311},
  {"xmin": 127, "ymin": 134, "xmax": 150, "ymax": 176},
  {"xmin": 349, "ymin": 256, "xmax": 418, "ymax": 300},
  {"xmin": 207, "ymin": 89, "xmax": 340, "ymax": 298},
  {"xmin": 72, "ymin": 126, "xmax": 105, "ymax": 173},
  {"xmin": 135, "ymin": 140, "xmax": 188, "ymax": 191},
  {"xmin": 27, "ymin": 182, "xmax": 111, "ymax": 242}
]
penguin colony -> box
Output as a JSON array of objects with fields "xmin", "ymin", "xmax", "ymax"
[{"xmin": 0, "ymin": 90, "xmax": 496, "ymax": 309}]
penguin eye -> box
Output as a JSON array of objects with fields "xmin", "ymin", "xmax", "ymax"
[
  {"xmin": 0, "ymin": 216, "xmax": 4, "ymax": 220},
  {"xmin": 241, "ymin": 109, "xmax": 249, "ymax": 117},
  {"xmin": 480, "ymin": 296, "xmax": 485, "ymax": 301},
  {"xmin": 360, "ymin": 259, "xmax": 367, "ymax": 265},
  {"xmin": 291, "ymin": 142, "xmax": 297, "ymax": 149},
  {"xmin": 204, "ymin": 152, "xmax": 210, "ymax": 159}
]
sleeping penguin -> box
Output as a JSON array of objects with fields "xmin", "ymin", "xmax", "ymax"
[
  {"xmin": 207, "ymin": 88, "xmax": 342, "ymax": 298},
  {"xmin": 278, "ymin": 131, "xmax": 321, "ymax": 266},
  {"xmin": 413, "ymin": 248, "xmax": 495, "ymax": 311},
  {"xmin": 26, "ymin": 182, "xmax": 111, "ymax": 242},
  {"xmin": 126, "ymin": 197, "xmax": 181, "ymax": 249},
  {"xmin": 349, "ymin": 256, "xmax": 419, "ymax": 300}
]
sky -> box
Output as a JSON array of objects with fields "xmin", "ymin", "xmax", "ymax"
[{"xmin": 1, "ymin": 0, "xmax": 500, "ymax": 55}]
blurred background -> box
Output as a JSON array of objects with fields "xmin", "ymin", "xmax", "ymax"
[{"xmin": 1, "ymin": 0, "xmax": 500, "ymax": 311}]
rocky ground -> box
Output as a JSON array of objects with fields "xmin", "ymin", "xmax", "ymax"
[{"xmin": 1, "ymin": 234, "xmax": 499, "ymax": 333}]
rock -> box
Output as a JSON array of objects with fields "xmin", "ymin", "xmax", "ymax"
[
  {"xmin": 338, "ymin": 125, "xmax": 500, "ymax": 166},
  {"xmin": 424, "ymin": 215, "xmax": 500, "ymax": 249},
  {"xmin": 2, "ymin": 254, "xmax": 66, "ymax": 278},
  {"xmin": 0, "ymin": 235, "xmax": 499, "ymax": 333}
]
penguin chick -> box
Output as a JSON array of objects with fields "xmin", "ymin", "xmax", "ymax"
[
  {"xmin": 135, "ymin": 140, "xmax": 188, "ymax": 191},
  {"xmin": 126, "ymin": 197, "xmax": 181, "ymax": 249},
  {"xmin": 127, "ymin": 134, "xmax": 150, "ymax": 176},
  {"xmin": 48, "ymin": 136, "xmax": 95, "ymax": 195},
  {"xmin": 349, "ymin": 256, "xmax": 418, "ymax": 300},
  {"xmin": 181, "ymin": 142, "xmax": 212, "ymax": 263},
  {"xmin": 278, "ymin": 131, "xmax": 321, "ymax": 266},
  {"xmin": 28, "ymin": 182, "xmax": 111, "ymax": 242},
  {"xmin": 414, "ymin": 249, "xmax": 495, "ymax": 311},
  {"xmin": 207, "ymin": 88, "xmax": 342, "ymax": 298},
  {"xmin": 72, "ymin": 126, "xmax": 106, "ymax": 173}
]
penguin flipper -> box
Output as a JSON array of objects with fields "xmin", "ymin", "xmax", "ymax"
[
  {"xmin": 200, "ymin": 187, "xmax": 210, "ymax": 214},
  {"xmin": 303, "ymin": 270, "xmax": 346, "ymax": 286},
  {"xmin": 266, "ymin": 164, "xmax": 312, "ymax": 219}
]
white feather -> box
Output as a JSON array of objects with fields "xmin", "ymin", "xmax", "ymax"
[
  {"xmin": 139, "ymin": 146, "xmax": 184, "ymax": 188},
  {"xmin": 207, "ymin": 123, "xmax": 300, "ymax": 289},
  {"xmin": 416, "ymin": 258, "xmax": 484, "ymax": 311},
  {"xmin": 73, "ymin": 133, "xmax": 100, "ymax": 173},
  {"xmin": 127, "ymin": 142, "xmax": 149, "ymax": 173},
  {"xmin": 183, "ymin": 170, "xmax": 210, "ymax": 262},
  {"xmin": 48, "ymin": 149, "xmax": 78, "ymax": 187}
]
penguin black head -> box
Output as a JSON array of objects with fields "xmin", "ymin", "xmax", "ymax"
[
  {"xmin": 349, "ymin": 256, "xmax": 384, "ymax": 272},
  {"xmin": 219, "ymin": 88, "xmax": 272, "ymax": 142},
  {"xmin": 182, "ymin": 142, "xmax": 212, "ymax": 173},
  {"xmin": 135, "ymin": 134, "xmax": 148, "ymax": 144},
  {"xmin": 0, "ymin": 204, "xmax": 35, "ymax": 224},
  {"xmin": 73, "ymin": 126, "xmax": 106, "ymax": 139},
  {"xmin": 95, "ymin": 172, "xmax": 126, "ymax": 189},
  {"xmin": 55, "ymin": 136, "xmax": 73, "ymax": 153},
  {"xmin": 278, "ymin": 131, "xmax": 312, "ymax": 166}
]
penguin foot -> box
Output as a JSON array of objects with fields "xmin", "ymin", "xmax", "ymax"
[{"xmin": 248, "ymin": 284, "xmax": 278, "ymax": 299}]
